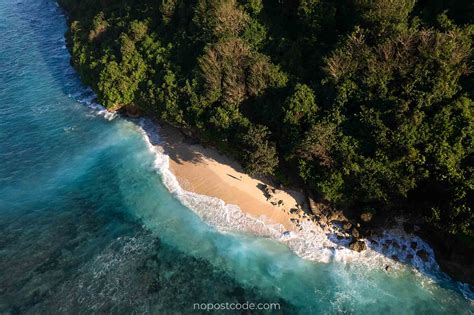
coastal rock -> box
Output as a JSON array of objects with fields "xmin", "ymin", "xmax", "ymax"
[
  {"xmin": 360, "ymin": 210, "xmax": 374, "ymax": 222},
  {"xmin": 351, "ymin": 228, "xmax": 360, "ymax": 239},
  {"xmin": 391, "ymin": 255, "xmax": 399, "ymax": 262},
  {"xmin": 410, "ymin": 242, "xmax": 417, "ymax": 250},
  {"xmin": 349, "ymin": 240, "xmax": 366, "ymax": 252},
  {"xmin": 416, "ymin": 249, "xmax": 429, "ymax": 262},
  {"xmin": 393, "ymin": 242, "xmax": 400, "ymax": 249},
  {"xmin": 289, "ymin": 208, "xmax": 298, "ymax": 214},
  {"xmin": 364, "ymin": 229, "xmax": 376, "ymax": 238},
  {"xmin": 263, "ymin": 185, "xmax": 276, "ymax": 200},
  {"xmin": 342, "ymin": 222, "xmax": 352, "ymax": 231},
  {"xmin": 319, "ymin": 214, "xmax": 328, "ymax": 225},
  {"xmin": 328, "ymin": 211, "xmax": 345, "ymax": 222},
  {"xmin": 315, "ymin": 213, "xmax": 328, "ymax": 225},
  {"xmin": 306, "ymin": 195, "xmax": 319, "ymax": 216}
]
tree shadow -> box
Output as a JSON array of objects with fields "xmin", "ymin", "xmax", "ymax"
[
  {"xmin": 140, "ymin": 121, "xmax": 206, "ymax": 166},
  {"xmin": 227, "ymin": 174, "xmax": 242, "ymax": 181}
]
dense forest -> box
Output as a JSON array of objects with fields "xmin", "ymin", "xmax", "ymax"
[{"xmin": 58, "ymin": 0, "xmax": 473, "ymax": 238}]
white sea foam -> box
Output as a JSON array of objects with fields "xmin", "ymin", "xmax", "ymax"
[
  {"xmin": 71, "ymin": 93, "xmax": 472, "ymax": 301},
  {"xmin": 69, "ymin": 88, "xmax": 117, "ymax": 121},
  {"xmin": 135, "ymin": 119, "xmax": 474, "ymax": 301},
  {"xmin": 137, "ymin": 121, "xmax": 424, "ymax": 267}
]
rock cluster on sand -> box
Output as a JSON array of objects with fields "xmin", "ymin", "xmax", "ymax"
[{"xmin": 263, "ymin": 185, "xmax": 286, "ymax": 209}]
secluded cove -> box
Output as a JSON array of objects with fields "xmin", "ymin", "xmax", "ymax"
[{"xmin": 0, "ymin": 0, "xmax": 472, "ymax": 314}]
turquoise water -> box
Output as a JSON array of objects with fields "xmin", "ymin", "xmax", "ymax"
[{"xmin": 0, "ymin": 0, "xmax": 472, "ymax": 313}]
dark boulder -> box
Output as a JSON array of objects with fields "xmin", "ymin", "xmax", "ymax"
[
  {"xmin": 349, "ymin": 240, "xmax": 367, "ymax": 252},
  {"xmin": 289, "ymin": 208, "xmax": 298, "ymax": 214},
  {"xmin": 342, "ymin": 222, "xmax": 352, "ymax": 231},
  {"xmin": 360, "ymin": 210, "xmax": 374, "ymax": 222},
  {"xmin": 351, "ymin": 228, "xmax": 360, "ymax": 239},
  {"xmin": 328, "ymin": 210, "xmax": 346, "ymax": 222}
]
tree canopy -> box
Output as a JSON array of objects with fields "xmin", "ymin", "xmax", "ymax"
[{"xmin": 59, "ymin": 0, "xmax": 473, "ymax": 237}]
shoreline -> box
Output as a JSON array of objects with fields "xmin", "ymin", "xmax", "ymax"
[
  {"xmin": 77, "ymin": 99, "xmax": 474, "ymax": 292},
  {"xmin": 143, "ymin": 120, "xmax": 473, "ymax": 300},
  {"xmin": 78, "ymin": 102, "xmax": 473, "ymax": 300},
  {"xmin": 155, "ymin": 122, "xmax": 311, "ymax": 232}
]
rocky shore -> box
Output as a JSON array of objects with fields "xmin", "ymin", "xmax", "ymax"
[{"xmin": 129, "ymin": 110, "xmax": 473, "ymax": 290}]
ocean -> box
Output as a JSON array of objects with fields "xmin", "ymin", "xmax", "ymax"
[{"xmin": 0, "ymin": 0, "xmax": 472, "ymax": 313}]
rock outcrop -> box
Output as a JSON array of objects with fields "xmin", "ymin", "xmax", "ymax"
[
  {"xmin": 351, "ymin": 228, "xmax": 360, "ymax": 239},
  {"xmin": 349, "ymin": 240, "xmax": 367, "ymax": 252}
]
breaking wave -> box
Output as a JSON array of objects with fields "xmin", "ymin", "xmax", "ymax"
[{"xmin": 72, "ymin": 94, "xmax": 473, "ymax": 302}]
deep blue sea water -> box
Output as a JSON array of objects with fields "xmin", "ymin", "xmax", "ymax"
[{"xmin": 0, "ymin": 0, "xmax": 473, "ymax": 314}]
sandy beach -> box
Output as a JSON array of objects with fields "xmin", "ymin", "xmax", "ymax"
[{"xmin": 157, "ymin": 123, "xmax": 311, "ymax": 231}]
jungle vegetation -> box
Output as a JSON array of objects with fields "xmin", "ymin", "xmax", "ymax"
[{"xmin": 59, "ymin": 0, "xmax": 473, "ymax": 237}]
